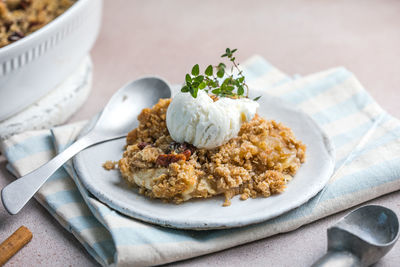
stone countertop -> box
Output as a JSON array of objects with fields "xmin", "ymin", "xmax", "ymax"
[{"xmin": 1, "ymin": 0, "xmax": 400, "ymax": 266}]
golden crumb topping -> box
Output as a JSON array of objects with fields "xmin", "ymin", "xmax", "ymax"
[
  {"xmin": 118, "ymin": 98, "xmax": 306, "ymax": 206},
  {"xmin": 102, "ymin": 160, "xmax": 117, "ymax": 170},
  {"xmin": 0, "ymin": 0, "xmax": 75, "ymax": 48}
]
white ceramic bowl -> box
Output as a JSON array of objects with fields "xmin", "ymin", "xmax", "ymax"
[{"xmin": 0, "ymin": 0, "xmax": 102, "ymax": 121}]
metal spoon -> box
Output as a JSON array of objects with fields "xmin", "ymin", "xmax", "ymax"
[
  {"xmin": 312, "ymin": 205, "xmax": 399, "ymax": 267},
  {"xmin": 1, "ymin": 77, "xmax": 171, "ymax": 215}
]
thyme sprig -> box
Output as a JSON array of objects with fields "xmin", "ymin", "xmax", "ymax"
[{"xmin": 181, "ymin": 48, "xmax": 261, "ymax": 100}]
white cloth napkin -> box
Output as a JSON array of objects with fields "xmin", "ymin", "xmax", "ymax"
[{"xmin": 2, "ymin": 55, "xmax": 400, "ymax": 266}]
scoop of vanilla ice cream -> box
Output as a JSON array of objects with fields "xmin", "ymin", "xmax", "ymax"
[{"xmin": 166, "ymin": 90, "xmax": 259, "ymax": 149}]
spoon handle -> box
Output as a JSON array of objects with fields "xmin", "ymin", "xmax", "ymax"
[
  {"xmin": 1, "ymin": 134, "xmax": 96, "ymax": 215},
  {"xmin": 311, "ymin": 251, "xmax": 361, "ymax": 267}
]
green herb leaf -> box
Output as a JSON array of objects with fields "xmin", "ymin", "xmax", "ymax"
[
  {"xmin": 222, "ymin": 77, "xmax": 230, "ymax": 85},
  {"xmin": 218, "ymin": 63, "xmax": 226, "ymax": 69},
  {"xmin": 238, "ymin": 86, "xmax": 244, "ymax": 95},
  {"xmin": 195, "ymin": 75, "xmax": 204, "ymax": 83},
  {"xmin": 210, "ymin": 80, "xmax": 219, "ymax": 88},
  {"xmin": 205, "ymin": 65, "xmax": 213, "ymax": 76},
  {"xmin": 191, "ymin": 64, "xmax": 199, "ymax": 76},
  {"xmin": 253, "ymin": 95, "xmax": 262, "ymax": 101},
  {"xmin": 217, "ymin": 69, "xmax": 224, "ymax": 78},
  {"xmin": 185, "ymin": 74, "xmax": 192, "ymax": 83},
  {"xmin": 189, "ymin": 86, "xmax": 198, "ymax": 98},
  {"xmin": 181, "ymin": 48, "xmax": 249, "ymax": 100}
]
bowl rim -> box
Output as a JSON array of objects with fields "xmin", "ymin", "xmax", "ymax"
[{"xmin": 0, "ymin": 0, "xmax": 90, "ymax": 56}]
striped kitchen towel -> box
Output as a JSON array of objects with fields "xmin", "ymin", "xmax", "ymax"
[{"xmin": 1, "ymin": 55, "xmax": 400, "ymax": 266}]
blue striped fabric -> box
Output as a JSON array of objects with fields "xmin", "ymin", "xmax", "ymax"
[{"xmin": 1, "ymin": 55, "xmax": 400, "ymax": 266}]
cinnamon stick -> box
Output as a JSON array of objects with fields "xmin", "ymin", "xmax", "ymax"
[{"xmin": 0, "ymin": 226, "xmax": 33, "ymax": 266}]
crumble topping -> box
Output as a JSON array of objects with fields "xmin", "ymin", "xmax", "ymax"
[
  {"xmin": 118, "ymin": 98, "xmax": 306, "ymax": 206},
  {"xmin": 102, "ymin": 160, "xmax": 117, "ymax": 170},
  {"xmin": 0, "ymin": 0, "xmax": 76, "ymax": 48}
]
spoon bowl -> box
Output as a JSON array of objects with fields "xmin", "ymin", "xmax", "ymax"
[
  {"xmin": 93, "ymin": 77, "xmax": 171, "ymax": 136},
  {"xmin": 335, "ymin": 205, "xmax": 399, "ymax": 246},
  {"xmin": 312, "ymin": 205, "xmax": 399, "ymax": 267},
  {"xmin": 1, "ymin": 76, "xmax": 171, "ymax": 215}
]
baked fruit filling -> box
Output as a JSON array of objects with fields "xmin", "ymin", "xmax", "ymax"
[{"xmin": 118, "ymin": 98, "xmax": 306, "ymax": 206}]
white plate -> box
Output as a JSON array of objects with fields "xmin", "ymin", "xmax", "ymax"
[{"xmin": 73, "ymin": 95, "xmax": 335, "ymax": 230}]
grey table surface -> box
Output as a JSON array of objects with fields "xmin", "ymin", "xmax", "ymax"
[{"xmin": 1, "ymin": 0, "xmax": 400, "ymax": 266}]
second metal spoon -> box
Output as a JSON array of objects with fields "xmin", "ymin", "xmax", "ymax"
[{"xmin": 312, "ymin": 205, "xmax": 399, "ymax": 267}]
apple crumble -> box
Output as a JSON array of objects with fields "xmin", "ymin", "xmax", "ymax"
[
  {"xmin": 118, "ymin": 98, "xmax": 306, "ymax": 206},
  {"xmin": 0, "ymin": 0, "xmax": 76, "ymax": 48}
]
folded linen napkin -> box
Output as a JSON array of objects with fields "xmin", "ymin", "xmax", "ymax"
[{"xmin": 1, "ymin": 56, "xmax": 400, "ymax": 266}]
